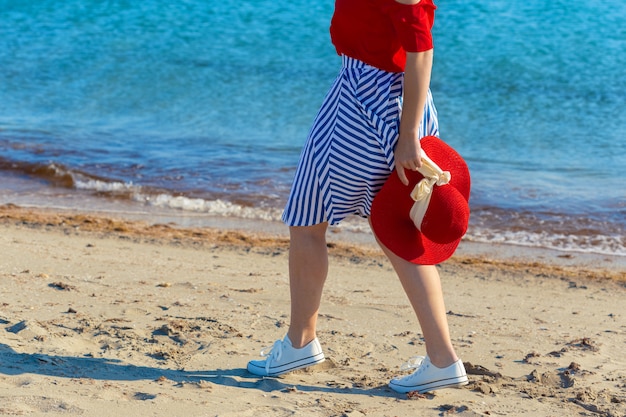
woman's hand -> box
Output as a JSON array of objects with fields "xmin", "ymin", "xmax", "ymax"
[{"xmin": 394, "ymin": 131, "xmax": 423, "ymax": 186}]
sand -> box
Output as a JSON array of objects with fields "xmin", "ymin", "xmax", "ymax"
[{"xmin": 0, "ymin": 204, "xmax": 624, "ymax": 417}]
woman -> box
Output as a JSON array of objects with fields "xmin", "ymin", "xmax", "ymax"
[{"xmin": 247, "ymin": 0, "xmax": 468, "ymax": 394}]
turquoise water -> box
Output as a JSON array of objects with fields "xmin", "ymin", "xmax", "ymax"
[{"xmin": 0, "ymin": 0, "xmax": 624, "ymax": 255}]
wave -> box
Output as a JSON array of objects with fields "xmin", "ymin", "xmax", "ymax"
[
  {"xmin": 466, "ymin": 227, "xmax": 625, "ymax": 257},
  {"xmin": 336, "ymin": 214, "xmax": 626, "ymax": 257},
  {"xmin": 0, "ymin": 158, "xmax": 285, "ymax": 221},
  {"xmin": 0, "ymin": 156, "xmax": 120, "ymax": 190},
  {"xmin": 466, "ymin": 206, "xmax": 625, "ymax": 257},
  {"xmin": 0, "ymin": 158, "xmax": 624, "ymax": 257},
  {"xmin": 144, "ymin": 194, "xmax": 283, "ymax": 221}
]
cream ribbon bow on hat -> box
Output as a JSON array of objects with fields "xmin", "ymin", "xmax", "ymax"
[{"xmin": 409, "ymin": 150, "xmax": 451, "ymax": 230}]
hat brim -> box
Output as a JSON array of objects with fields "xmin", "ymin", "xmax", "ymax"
[{"xmin": 370, "ymin": 136, "xmax": 470, "ymax": 265}]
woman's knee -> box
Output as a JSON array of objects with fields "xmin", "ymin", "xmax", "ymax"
[{"xmin": 289, "ymin": 222, "xmax": 328, "ymax": 242}]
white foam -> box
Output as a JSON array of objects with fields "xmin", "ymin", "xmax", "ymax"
[
  {"xmin": 69, "ymin": 176, "xmax": 286, "ymax": 221},
  {"xmin": 144, "ymin": 193, "xmax": 283, "ymax": 222},
  {"xmin": 74, "ymin": 179, "xmax": 136, "ymax": 193},
  {"xmin": 466, "ymin": 228, "xmax": 626, "ymax": 257}
]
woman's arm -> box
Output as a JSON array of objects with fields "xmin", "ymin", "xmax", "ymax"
[{"xmin": 394, "ymin": 49, "xmax": 433, "ymax": 185}]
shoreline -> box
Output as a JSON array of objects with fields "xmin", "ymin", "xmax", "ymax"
[
  {"xmin": 2, "ymin": 168, "xmax": 625, "ymax": 261},
  {"xmin": 1, "ymin": 203, "xmax": 624, "ymax": 281}
]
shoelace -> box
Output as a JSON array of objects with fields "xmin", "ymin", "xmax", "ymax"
[
  {"xmin": 400, "ymin": 355, "xmax": 426, "ymax": 372},
  {"xmin": 397, "ymin": 356, "xmax": 431, "ymax": 383},
  {"xmin": 260, "ymin": 339, "xmax": 284, "ymax": 375}
]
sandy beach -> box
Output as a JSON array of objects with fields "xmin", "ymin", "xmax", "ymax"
[{"xmin": 0, "ymin": 203, "xmax": 624, "ymax": 417}]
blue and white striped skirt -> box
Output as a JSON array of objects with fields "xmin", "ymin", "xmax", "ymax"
[{"xmin": 282, "ymin": 55, "xmax": 439, "ymax": 226}]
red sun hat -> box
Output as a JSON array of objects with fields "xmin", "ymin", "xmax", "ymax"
[{"xmin": 370, "ymin": 135, "xmax": 471, "ymax": 265}]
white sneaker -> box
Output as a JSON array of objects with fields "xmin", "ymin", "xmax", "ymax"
[
  {"xmin": 389, "ymin": 356, "xmax": 468, "ymax": 393},
  {"xmin": 247, "ymin": 335, "xmax": 325, "ymax": 377}
]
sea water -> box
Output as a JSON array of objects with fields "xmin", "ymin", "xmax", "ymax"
[{"xmin": 0, "ymin": 0, "xmax": 624, "ymax": 256}]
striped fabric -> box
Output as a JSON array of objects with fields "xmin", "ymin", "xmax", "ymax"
[{"xmin": 282, "ymin": 55, "xmax": 439, "ymax": 226}]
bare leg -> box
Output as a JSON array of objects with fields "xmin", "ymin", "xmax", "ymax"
[
  {"xmin": 286, "ymin": 222, "xmax": 329, "ymax": 348},
  {"xmin": 372, "ymin": 225, "xmax": 459, "ymax": 368}
]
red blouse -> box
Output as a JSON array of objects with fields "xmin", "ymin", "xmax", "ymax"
[{"xmin": 330, "ymin": 0, "xmax": 436, "ymax": 73}]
